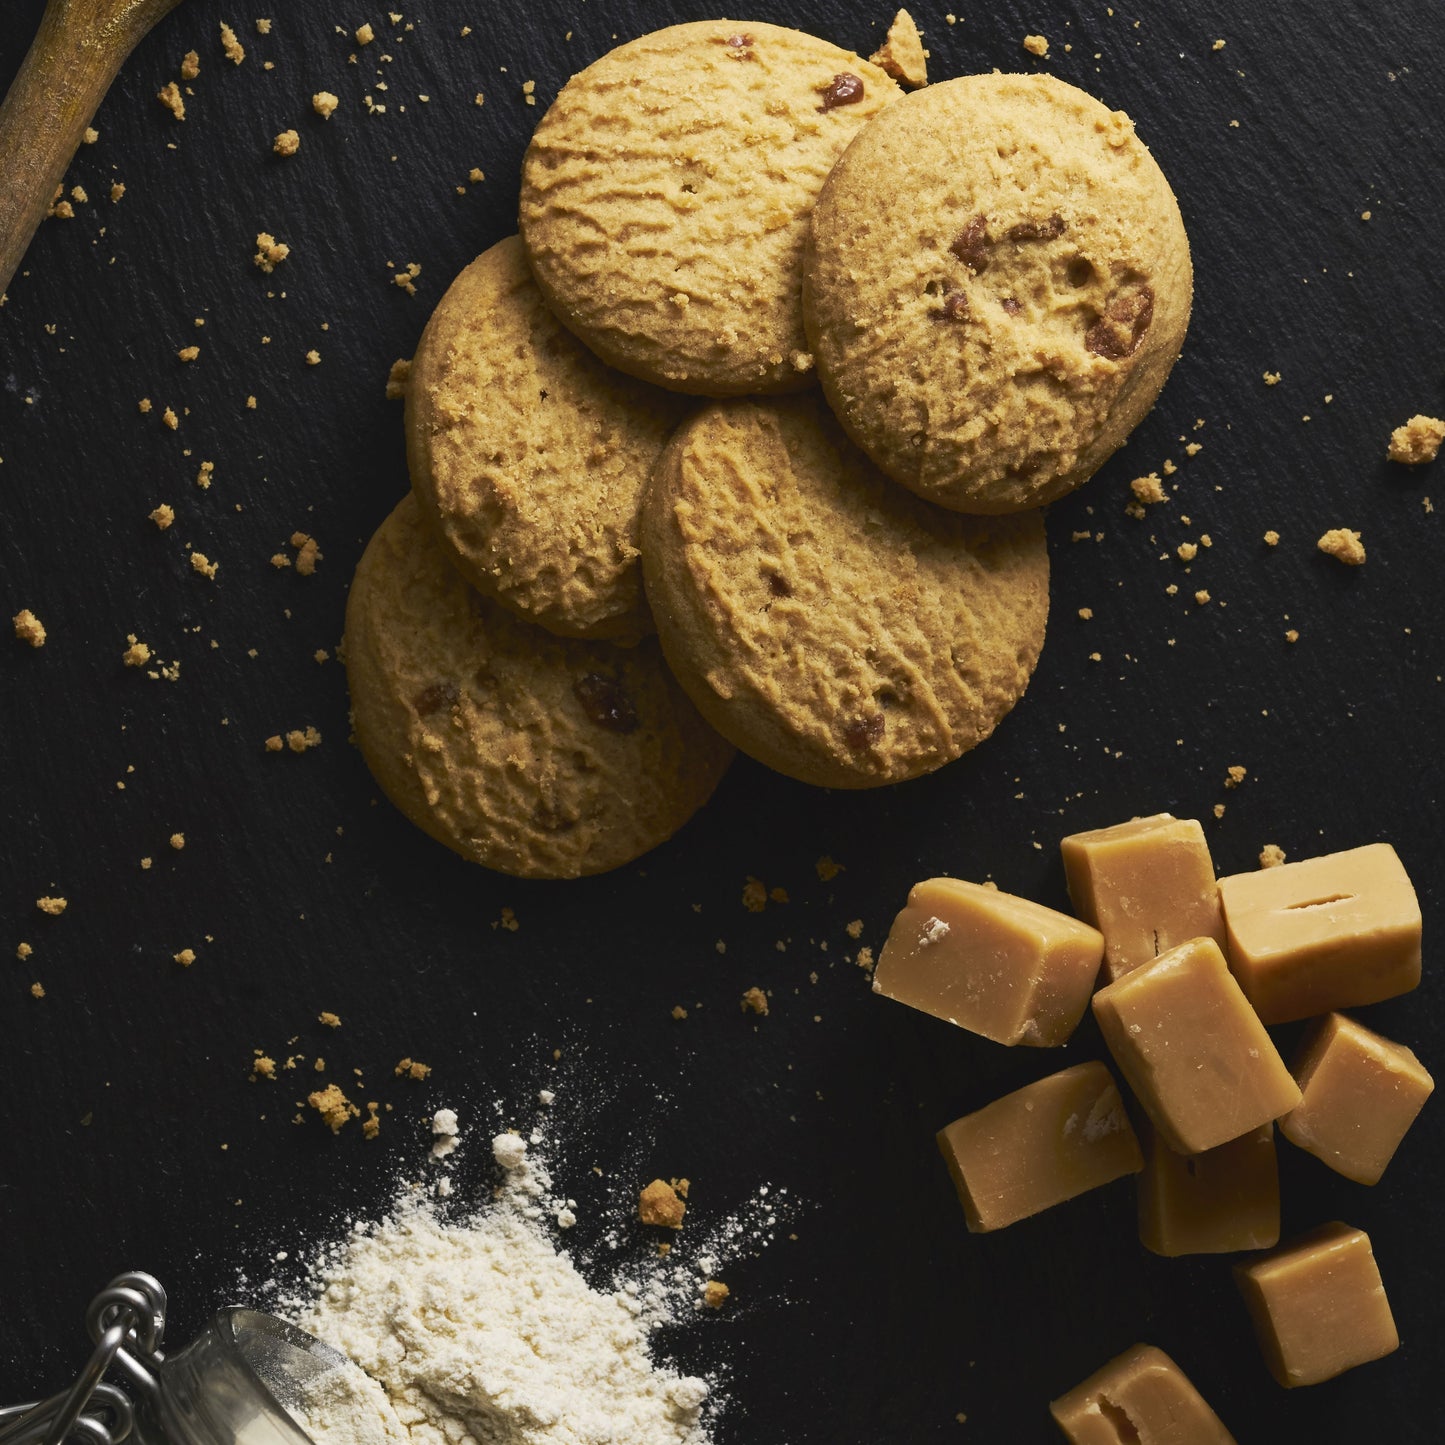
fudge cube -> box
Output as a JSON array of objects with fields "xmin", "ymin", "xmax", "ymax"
[
  {"xmin": 1217, "ymin": 843, "xmax": 1420, "ymax": 1024},
  {"xmin": 1050, "ymin": 1343, "xmax": 1236, "ymax": 1444},
  {"xmin": 1234, "ymin": 1222, "xmax": 1398, "ymax": 1387},
  {"xmin": 1279, "ymin": 1012, "xmax": 1434, "ymax": 1184},
  {"xmin": 936, "ymin": 1061, "xmax": 1142, "ymax": 1233},
  {"xmin": 875, "ymin": 877, "xmax": 1104, "ymax": 1046},
  {"xmin": 1061, "ymin": 813, "xmax": 1224, "ymax": 983},
  {"xmin": 1092, "ymin": 936, "xmax": 1300, "ymax": 1155},
  {"xmin": 1137, "ymin": 1123, "xmax": 1279, "ymax": 1257}
]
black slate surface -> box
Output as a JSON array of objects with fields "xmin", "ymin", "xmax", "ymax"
[{"xmin": 2, "ymin": 2, "xmax": 1444, "ymax": 1441}]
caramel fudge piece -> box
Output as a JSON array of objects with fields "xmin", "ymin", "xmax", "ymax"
[
  {"xmin": 1218, "ymin": 843, "xmax": 1421, "ymax": 1023},
  {"xmin": 1234, "ymin": 1223, "xmax": 1397, "ymax": 1387},
  {"xmin": 1050, "ymin": 1344, "xmax": 1236, "ymax": 1444},
  {"xmin": 1279, "ymin": 1013, "xmax": 1434, "ymax": 1185},
  {"xmin": 936, "ymin": 1062, "xmax": 1142, "ymax": 1233},
  {"xmin": 1093, "ymin": 937, "xmax": 1300, "ymax": 1155},
  {"xmin": 875, "ymin": 878, "xmax": 1104, "ymax": 1046},
  {"xmin": 1138, "ymin": 1123, "xmax": 1279, "ymax": 1257},
  {"xmin": 1061, "ymin": 815, "xmax": 1224, "ymax": 983}
]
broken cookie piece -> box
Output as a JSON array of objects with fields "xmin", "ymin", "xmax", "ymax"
[
  {"xmin": 869, "ymin": 9, "xmax": 927, "ymax": 88},
  {"xmin": 638, "ymin": 1178, "xmax": 687, "ymax": 1229}
]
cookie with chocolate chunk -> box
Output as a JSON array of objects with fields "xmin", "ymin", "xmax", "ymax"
[
  {"xmin": 519, "ymin": 21, "xmax": 900, "ymax": 397},
  {"xmin": 344, "ymin": 495, "xmax": 733, "ymax": 878},
  {"xmin": 406, "ymin": 237, "xmax": 691, "ymax": 643},
  {"xmin": 804, "ymin": 73, "xmax": 1192, "ymax": 513},
  {"xmin": 639, "ymin": 396, "xmax": 1049, "ymax": 789}
]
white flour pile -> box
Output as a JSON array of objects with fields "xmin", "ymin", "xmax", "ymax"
[{"xmin": 273, "ymin": 1103, "xmax": 782, "ymax": 1445}]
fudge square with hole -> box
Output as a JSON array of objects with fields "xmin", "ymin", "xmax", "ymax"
[
  {"xmin": 1050, "ymin": 1343, "xmax": 1237, "ymax": 1444},
  {"xmin": 874, "ymin": 877, "xmax": 1104, "ymax": 1046},
  {"xmin": 1092, "ymin": 936, "xmax": 1300, "ymax": 1155},
  {"xmin": 1217, "ymin": 843, "xmax": 1421, "ymax": 1024}
]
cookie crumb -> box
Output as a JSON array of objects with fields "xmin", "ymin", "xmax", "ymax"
[
  {"xmin": 169, "ymin": 832, "xmax": 185, "ymax": 850},
  {"xmin": 273, "ymin": 129, "xmax": 300, "ymax": 156},
  {"xmin": 157, "ymin": 82, "xmax": 186, "ymax": 121},
  {"xmin": 1129, "ymin": 472, "xmax": 1167, "ymax": 505},
  {"xmin": 392, "ymin": 261, "xmax": 422, "ymax": 295},
  {"xmin": 385, "ymin": 357, "xmax": 411, "ymax": 399},
  {"xmin": 741, "ymin": 876, "xmax": 768, "ymax": 912},
  {"xmin": 740, "ymin": 987, "xmax": 769, "ymax": 1016},
  {"xmin": 220, "ymin": 22, "xmax": 246, "ymax": 64},
  {"xmin": 122, "ymin": 634, "xmax": 151, "ymax": 667},
  {"xmin": 1022, "ymin": 34, "xmax": 1049, "ymax": 57},
  {"xmin": 174, "ymin": 947, "xmax": 197, "ymax": 966},
  {"xmin": 305, "ymin": 349, "xmax": 321, "ymax": 366},
  {"xmin": 162, "ymin": 407, "xmax": 178, "ymax": 431},
  {"xmin": 16, "ymin": 942, "xmax": 33, "ymax": 960},
  {"xmin": 318, "ymin": 1010, "xmax": 341, "ymax": 1028},
  {"xmin": 83, "ymin": 126, "xmax": 99, "ymax": 143},
  {"xmin": 253, "ymin": 232, "xmax": 289, "ymax": 272},
  {"xmin": 1176, "ymin": 541, "xmax": 1198, "ymax": 562},
  {"xmin": 815, "ymin": 855, "xmax": 844, "ymax": 882},
  {"xmin": 356, "ymin": 22, "xmax": 375, "ymax": 45},
  {"xmin": 308, "ymin": 1082, "xmax": 359, "ymax": 1133},
  {"xmin": 1259, "ymin": 844, "xmax": 1286, "ymax": 869},
  {"xmin": 177, "ymin": 345, "xmax": 200, "ymax": 363},
  {"xmin": 869, "ymin": 9, "xmax": 928, "ymax": 88},
  {"xmin": 30, "ymin": 982, "xmax": 45, "ymax": 999},
  {"xmin": 638, "ymin": 1179, "xmax": 686, "ymax": 1229},
  {"xmin": 256, "ymin": 19, "xmax": 272, "ymax": 35},
  {"xmin": 670, "ymin": 1005, "xmax": 688, "ymax": 1021},
  {"xmin": 36, "ymin": 896, "xmax": 67, "ymax": 916},
  {"xmin": 1263, "ymin": 529, "xmax": 1279, "ymax": 547},
  {"xmin": 1386, "ymin": 414, "xmax": 1445, "ymax": 465},
  {"xmin": 1193, "ymin": 589, "xmax": 1210, "ymax": 605},
  {"xmin": 264, "ymin": 735, "xmax": 284, "ymax": 752},
  {"xmin": 1263, "ymin": 371, "xmax": 1280, "ymax": 386},
  {"xmin": 13, "ymin": 609, "xmax": 46, "ymax": 647},
  {"xmin": 289, "ymin": 531, "xmax": 323, "ymax": 574},
  {"xmin": 394, "ymin": 1057, "xmax": 432, "ymax": 1080},
  {"xmin": 190, "ymin": 550, "xmax": 218, "ymax": 580},
  {"xmin": 110, "ymin": 181, "xmax": 126, "ymax": 203},
  {"xmin": 1212, "ymin": 803, "xmax": 1226, "ymax": 819},
  {"xmin": 285, "ymin": 726, "xmax": 322, "ymax": 753},
  {"xmin": 1224, "ymin": 765, "xmax": 1247, "ymax": 789},
  {"xmin": 1317, "ymin": 528, "xmax": 1365, "ymax": 566},
  {"xmin": 856, "ymin": 944, "xmax": 875, "ymax": 972},
  {"xmin": 138, "ymin": 397, "xmax": 152, "ymax": 414},
  {"xmin": 312, "ymin": 90, "xmax": 340, "ymax": 118},
  {"xmin": 362, "ymin": 1102, "xmax": 382, "ymax": 1140},
  {"xmin": 702, "ymin": 1281, "xmax": 730, "ymax": 1309}
]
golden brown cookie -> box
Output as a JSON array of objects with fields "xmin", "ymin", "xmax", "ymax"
[
  {"xmin": 804, "ymin": 73, "xmax": 1192, "ymax": 513},
  {"xmin": 639, "ymin": 396, "xmax": 1049, "ymax": 788},
  {"xmin": 344, "ymin": 495, "xmax": 733, "ymax": 878},
  {"xmin": 519, "ymin": 21, "xmax": 901, "ymax": 397},
  {"xmin": 406, "ymin": 237, "xmax": 692, "ymax": 643}
]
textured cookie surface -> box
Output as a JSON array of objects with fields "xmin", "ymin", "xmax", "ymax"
[
  {"xmin": 805, "ymin": 73, "xmax": 1192, "ymax": 513},
  {"xmin": 640, "ymin": 397, "xmax": 1049, "ymax": 788},
  {"xmin": 520, "ymin": 21, "xmax": 900, "ymax": 396},
  {"xmin": 345, "ymin": 496, "xmax": 733, "ymax": 878},
  {"xmin": 407, "ymin": 237, "xmax": 691, "ymax": 642}
]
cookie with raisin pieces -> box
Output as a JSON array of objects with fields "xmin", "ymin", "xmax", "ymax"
[
  {"xmin": 804, "ymin": 73, "xmax": 1192, "ymax": 513},
  {"xmin": 406, "ymin": 237, "xmax": 691, "ymax": 643},
  {"xmin": 519, "ymin": 21, "xmax": 900, "ymax": 397},
  {"xmin": 639, "ymin": 395, "xmax": 1049, "ymax": 789},
  {"xmin": 344, "ymin": 495, "xmax": 733, "ymax": 878}
]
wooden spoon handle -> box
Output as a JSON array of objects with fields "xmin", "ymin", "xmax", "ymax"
[{"xmin": 0, "ymin": 0, "xmax": 183, "ymax": 300}]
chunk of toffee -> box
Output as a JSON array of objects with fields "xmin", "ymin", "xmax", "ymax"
[
  {"xmin": 1138, "ymin": 1123, "xmax": 1279, "ymax": 1258},
  {"xmin": 1092, "ymin": 936, "xmax": 1300, "ymax": 1155},
  {"xmin": 1279, "ymin": 1013, "xmax": 1434, "ymax": 1185},
  {"xmin": 874, "ymin": 877, "xmax": 1103, "ymax": 1046},
  {"xmin": 1085, "ymin": 284, "xmax": 1155, "ymax": 360},
  {"xmin": 818, "ymin": 72, "xmax": 865, "ymax": 110},
  {"xmin": 936, "ymin": 1061, "xmax": 1142, "ymax": 1232},
  {"xmin": 411, "ymin": 682, "xmax": 459, "ymax": 717},
  {"xmin": 949, "ymin": 215, "xmax": 990, "ymax": 272},
  {"xmin": 1234, "ymin": 1223, "xmax": 1398, "ymax": 1387},
  {"xmin": 1061, "ymin": 814, "xmax": 1224, "ymax": 983},
  {"xmin": 573, "ymin": 672, "xmax": 640, "ymax": 733},
  {"xmin": 1050, "ymin": 1344, "xmax": 1237, "ymax": 1444},
  {"xmin": 841, "ymin": 712, "xmax": 885, "ymax": 751},
  {"xmin": 1217, "ymin": 843, "xmax": 1421, "ymax": 1024},
  {"xmin": 1006, "ymin": 213, "xmax": 1065, "ymax": 242}
]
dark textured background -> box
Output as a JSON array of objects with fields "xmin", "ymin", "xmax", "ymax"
[{"xmin": 2, "ymin": 2, "xmax": 1443, "ymax": 1440}]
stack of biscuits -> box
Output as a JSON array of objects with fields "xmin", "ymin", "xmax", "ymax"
[{"xmin": 345, "ymin": 17, "xmax": 1192, "ymax": 878}]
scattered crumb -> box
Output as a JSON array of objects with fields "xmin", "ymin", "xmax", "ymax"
[
  {"xmin": 392, "ymin": 261, "xmax": 422, "ymax": 295},
  {"xmin": 1176, "ymin": 542, "xmax": 1198, "ymax": 562},
  {"xmin": 169, "ymin": 832, "xmax": 185, "ymax": 850},
  {"xmin": 138, "ymin": 398, "xmax": 153, "ymax": 414},
  {"xmin": 356, "ymin": 22, "xmax": 375, "ymax": 45},
  {"xmin": 1259, "ymin": 844, "xmax": 1286, "ymax": 869},
  {"xmin": 197, "ymin": 460, "xmax": 215, "ymax": 489},
  {"xmin": 1263, "ymin": 371, "xmax": 1280, "ymax": 386},
  {"xmin": 36, "ymin": 896, "xmax": 68, "ymax": 916},
  {"xmin": 83, "ymin": 126, "xmax": 99, "ymax": 144},
  {"xmin": 285, "ymin": 726, "xmax": 322, "ymax": 753},
  {"xmin": 742, "ymin": 877, "xmax": 768, "ymax": 912},
  {"xmin": 522, "ymin": 80, "xmax": 537, "ymax": 105},
  {"xmin": 305, "ymin": 349, "xmax": 321, "ymax": 366},
  {"xmin": 468, "ymin": 166, "xmax": 485, "ymax": 183},
  {"xmin": 638, "ymin": 1179, "xmax": 686, "ymax": 1229},
  {"xmin": 162, "ymin": 407, "xmax": 178, "ymax": 431},
  {"xmin": 1212, "ymin": 803, "xmax": 1226, "ymax": 819},
  {"xmin": 362, "ymin": 1102, "xmax": 382, "ymax": 1140},
  {"xmin": 318, "ymin": 1010, "xmax": 342, "ymax": 1028},
  {"xmin": 1213, "ymin": 38, "xmax": 1226, "ymax": 50},
  {"xmin": 1263, "ymin": 529, "xmax": 1279, "ymax": 547},
  {"xmin": 740, "ymin": 987, "xmax": 769, "ymax": 1017},
  {"xmin": 1285, "ymin": 628, "xmax": 1299, "ymax": 643},
  {"xmin": 122, "ymin": 634, "xmax": 151, "ymax": 667},
  {"xmin": 385, "ymin": 357, "xmax": 411, "ymax": 399},
  {"xmin": 256, "ymin": 19, "xmax": 272, "ymax": 35},
  {"xmin": 110, "ymin": 182, "xmax": 126, "ymax": 203},
  {"xmin": 180, "ymin": 49, "xmax": 200, "ymax": 80},
  {"xmin": 855, "ymin": 945, "xmax": 875, "ymax": 971},
  {"xmin": 157, "ymin": 82, "xmax": 186, "ymax": 120},
  {"xmin": 1129, "ymin": 472, "xmax": 1167, "ymax": 505},
  {"xmin": 1386, "ymin": 415, "xmax": 1445, "ymax": 466},
  {"xmin": 869, "ymin": 8, "xmax": 928, "ymax": 88},
  {"xmin": 190, "ymin": 550, "xmax": 219, "ymax": 580},
  {"xmin": 220, "ymin": 22, "xmax": 246, "ymax": 64},
  {"xmin": 287, "ymin": 531, "xmax": 323, "ymax": 574},
  {"xmin": 1317, "ymin": 528, "xmax": 1366, "ymax": 566},
  {"xmin": 30, "ymin": 983, "xmax": 45, "ymax": 999},
  {"xmin": 253, "ymin": 232, "xmax": 289, "ymax": 272},
  {"xmin": 815, "ymin": 855, "xmax": 843, "ymax": 882},
  {"xmin": 273, "ymin": 129, "xmax": 300, "ymax": 156},
  {"xmin": 845, "ymin": 918, "xmax": 864, "ymax": 939},
  {"xmin": 702, "ymin": 1281, "xmax": 730, "ymax": 1309},
  {"xmin": 313, "ymin": 90, "xmax": 340, "ymax": 118},
  {"xmin": 1078, "ymin": 607, "xmax": 1093, "ymax": 620},
  {"xmin": 670, "ymin": 1005, "xmax": 688, "ymax": 1021},
  {"xmin": 264, "ymin": 735, "xmax": 284, "ymax": 752},
  {"xmin": 394, "ymin": 1057, "xmax": 432, "ymax": 1080},
  {"xmin": 13, "ymin": 609, "xmax": 46, "ymax": 647},
  {"xmin": 16, "ymin": 942, "xmax": 32, "ymax": 960},
  {"xmin": 1023, "ymin": 34, "xmax": 1049, "ymax": 57},
  {"xmin": 1224, "ymin": 765, "xmax": 1248, "ymax": 790},
  {"xmin": 174, "ymin": 947, "xmax": 197, "ymax": 966},
  {"xmin": 177, "ymin": 345, "xmax": 200, "ymax": 363},
  {"xmin": 308, "ymin": 1082, "xmax": 359, "ymax": 1133},
  {"xmin": 1193, "ymin": 590, "xmax": 1210, "ymax": 605}
]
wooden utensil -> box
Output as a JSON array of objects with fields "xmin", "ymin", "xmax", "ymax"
[{"xmin": 0, "ymin": 0, "xmax": 184, "ymax": 300}]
